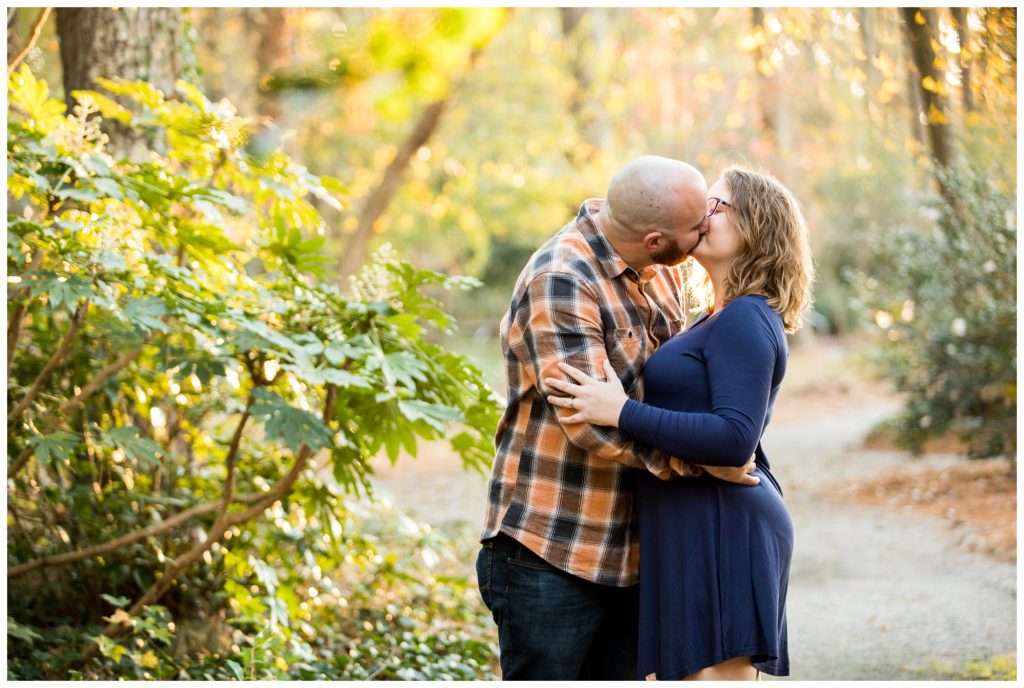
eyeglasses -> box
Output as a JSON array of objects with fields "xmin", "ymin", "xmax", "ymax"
[{"xmin": 706, "ymin": 197, "xmax": 731, "ymax": 217}]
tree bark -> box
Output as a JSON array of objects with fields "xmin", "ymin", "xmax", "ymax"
[
  {"xmin": 56, "ymin": 7, "xmax": 184, "ymax": 159},
  {"xmin": 900, "ymin": 7, "xmax": 955, "ymax": 169}
]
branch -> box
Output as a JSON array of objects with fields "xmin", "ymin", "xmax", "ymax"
[
  {"xmin": 64, "ymin": 335, "xmax": 152, "ymax": 416},
  {"xmin": 221, "ymin": 392, "xmax": 256, "ymax": 512},
  {"xmin": 227, "ymin": 383, "xmax": 336, "ymax": 527},
  {"xmin": 7, "ymin": 249, "xmax": 46, "ymax": 374},
  {"xmin": 8, "ymin": 299, "xmax": 90, "ymax": 425},
  {"xmin": 76, "ymin": 384, "xmax": 338, "ymax": 663},
  {"xmin": 9, "ymin": 334, "xmax": 154, "ymax": 478},
  {"xmin": 8, "ymin": 491, "xmax": 265, "ymax": 578},
  {"xmin": 7, "ymin": 7, "xmax": 50, "ymax": 76}
]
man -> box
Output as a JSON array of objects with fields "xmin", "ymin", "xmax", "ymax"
[{"xmin": 476, "ymin": 156, "xmax": 757, "ymax": 680}]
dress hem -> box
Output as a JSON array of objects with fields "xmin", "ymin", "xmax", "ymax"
[{"xmin": 642, "ymin": 646, "xmax": 788, "ymax": 681}]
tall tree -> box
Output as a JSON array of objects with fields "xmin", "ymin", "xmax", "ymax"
[
  {"xmin": 56, "ymin": 7, "xmax": 184, "ymax": 158},
  {"xmin": 560, "ymin": 7, "xmax": 610, "ymax": 165},
  {"xmin": 900, "ymin": 7, "xmax": 955, "ymax": 169},
  {"xmin": 950, "ymin": 7, "xmax": 974, "ymax": 113},
  {"xmin": 750, "ymin": 7, "xmax": 778, "ymax": 144},
  {"xmin": 856, "ymin": 7, "xmax": 882, "ymax": 131},
  {"xmin": 254, "ymin": 7, "xmax": 291, "ymax": 121},
  {"xmin": 336, "ymin": 96, "xmax": 452, "ymax": 280}
]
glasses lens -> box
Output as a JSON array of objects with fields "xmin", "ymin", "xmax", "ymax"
[{"xmin": 706, "ymin": 198, "xmax": 719, "ymax": 217}]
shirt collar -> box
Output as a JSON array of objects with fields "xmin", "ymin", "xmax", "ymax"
[{"xmin": 576, "ymin": 199, "xmax": 639, "ymax": 281}]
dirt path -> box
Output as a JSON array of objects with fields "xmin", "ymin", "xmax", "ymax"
[{"xmin": 371, "ymin": 339, "xmax": 1016, "ymax": 680}]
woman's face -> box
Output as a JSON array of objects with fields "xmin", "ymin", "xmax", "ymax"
[{"xmin": 692, "ymin": 177, "xmax": 741, "ymax": 269}]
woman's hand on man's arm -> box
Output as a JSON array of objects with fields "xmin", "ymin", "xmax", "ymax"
[{"xmin": 699, "ymin": 456, "xmax": 760, "ymax": 485}]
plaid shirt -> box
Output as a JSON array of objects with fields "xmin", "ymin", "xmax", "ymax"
[{"xmin": 481, "ymin": 200, "xmax": 687, "ymax": 587}]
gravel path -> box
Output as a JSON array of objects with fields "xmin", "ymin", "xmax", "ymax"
[
  {"xmin": 372, "ymin": 375, "xmax": 1016, "ymax": 680},
  {"xmin": 762, "ymin": 401, "xmax": 1016, "ymax": 680}
]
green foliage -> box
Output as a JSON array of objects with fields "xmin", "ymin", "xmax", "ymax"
[
  {"xmin": 858, "ymin": 161, "xmax": 1016, "ymax": 458},
  {"xmin": 6, "ymin": 65, "xmax": 501, "ymax": 679},
  {"xmin": 918, "ymin": 653, "xmax": 1017, "ymax": 681}
]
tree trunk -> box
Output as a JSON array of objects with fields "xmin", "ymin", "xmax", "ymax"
[
  {"xmin": 254, "ymin": 8, "xmax": 291, "ymax": 121},
  {"xmin": 560, "ymin": 8, "xmax": 610, "ymax": 165},
  {"xmin": 856, "ymin": 8, "xmax": 881, "ymax": 132},
  {"xmin": 750, "ymin": 7, "xmax": 778, "ymax": 146},
  {"xmin": 900, "ymin": 7, "xmax": 955, "ymax": 169},
  {"xmin": 337, "ymin": 98, "xmax": 449, "ymax": 280},
  {"xmin": 56, "ymin": 7, "xmax": 184, "ymax": 159},
  {"xmin": 899, "ymin": 26, "xmax": 927, "ymax": 152},
  {"xmin": 951, "ymin": 7, "xmax": 974, "ymax": 113},
  {"xmin": 336, "ymin": 46, "xmax": 488, "ymax": 281}
]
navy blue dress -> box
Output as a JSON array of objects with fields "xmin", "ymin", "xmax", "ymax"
[{"xmin": 618, "ymin": 295, "xmax": 793, "ymax": 680}]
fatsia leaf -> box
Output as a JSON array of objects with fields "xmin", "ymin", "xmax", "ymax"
[
  {"xmin": 30, "ymin": 274, "xmax": 93, "ymax": 312},
  {"xmin": 373, "ymin": 351, "xmax": 429, "ymax": 390},
  {"xmin": 397, "ymin": 399, "xmax": 465, "ymax": 432},
  {"xmin": 249, "ymin": 555, "xmax": 280, "ymax": 594},
  {"xmin": 250, "ymin": 389, "xmax": 333, "ymax": 453},
  {"xmin": 323, "ymin": 337, "xmax": 376, "ymax": 365},
  {"xmin": 123, "ymin": 296, "xmax": 170, "ymax": 333},
  {"xmin": 29, "ymin": 431, "xmax": 81, "ymax": 465},
  {"xmin": 101, "ymin": 426, "xmax": 164, "ymax": 465}
]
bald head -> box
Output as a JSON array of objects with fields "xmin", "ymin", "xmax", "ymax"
[{"xmin": 604, "ymin": 156, "xmax": 707, "ymax": 239}]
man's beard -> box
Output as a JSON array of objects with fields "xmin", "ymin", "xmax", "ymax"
[{"xmin": 651, "ymin": 238, "xmax": 688, "ymax": 266}]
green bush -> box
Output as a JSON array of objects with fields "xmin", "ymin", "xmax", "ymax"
[
  {"xmin": 858, "ymin": 161, "xmax": 1016, "ymax": 458},
  {"xmin": 6, "ymin": 66, "xmax": 501, "ymax": 679}
]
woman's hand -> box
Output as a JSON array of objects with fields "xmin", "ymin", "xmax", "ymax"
[{"xmin": 545, "ymin": 359, "xmax": 628, "ymax": 427}]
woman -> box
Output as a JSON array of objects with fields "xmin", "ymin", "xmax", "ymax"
[{"xmin": 545, "ymin": 166, "xmax": 814, "ymax": 681}]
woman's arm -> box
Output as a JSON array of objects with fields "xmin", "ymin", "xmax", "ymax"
[{"xmin": 547, "ymin": 299, "xmax": 778, "ymax": 467}]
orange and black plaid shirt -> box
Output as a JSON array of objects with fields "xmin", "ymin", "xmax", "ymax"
[{"xmin": 481, "ymin": 200, "xmax": 687, "ymax": 587}]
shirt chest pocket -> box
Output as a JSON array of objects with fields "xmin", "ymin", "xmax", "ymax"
[{"xmin": 604, "ymin": 325, "xmax": 646, "ymax": 393}]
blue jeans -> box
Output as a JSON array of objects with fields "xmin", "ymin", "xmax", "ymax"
[{"xmin": 475, "ymin": 533, "xmax": 639, "ymax": 680}]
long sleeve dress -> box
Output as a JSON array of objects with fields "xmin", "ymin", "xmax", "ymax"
[{"xmin": 618, "ymin": 294, "xmax": 793, "ymax": 679}]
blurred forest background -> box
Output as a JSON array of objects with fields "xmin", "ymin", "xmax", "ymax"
[{"xmin": 6, "ymin": 7, "xmax": 1016, "ymax": 680}]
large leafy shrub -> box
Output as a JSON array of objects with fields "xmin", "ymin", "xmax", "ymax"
[
  {"xmin": 858, "ymin": 161, "xmax": 1016, "ymax": 458},
  {"xmin": 6, "ymin": 66, "xmax": 501, "ymax": 678}
]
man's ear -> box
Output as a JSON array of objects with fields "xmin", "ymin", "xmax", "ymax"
[{"xmin": 641, "ymin": 231, "xmax": 663, "ymax": 253}]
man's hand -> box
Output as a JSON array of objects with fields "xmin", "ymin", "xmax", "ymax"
[{"xmin": 700, "ymin": 455, "xmax": 759, "ymax": 486}]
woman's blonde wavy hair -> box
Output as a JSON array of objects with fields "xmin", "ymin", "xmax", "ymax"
[{"xmin": 687, "ymin": 166, "xmax": 814, "ymax": 333}]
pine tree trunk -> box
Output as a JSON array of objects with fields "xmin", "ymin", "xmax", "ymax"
[{"xmin": 56, "ymin": 7, "xmax": 184, "ymax": 159}]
